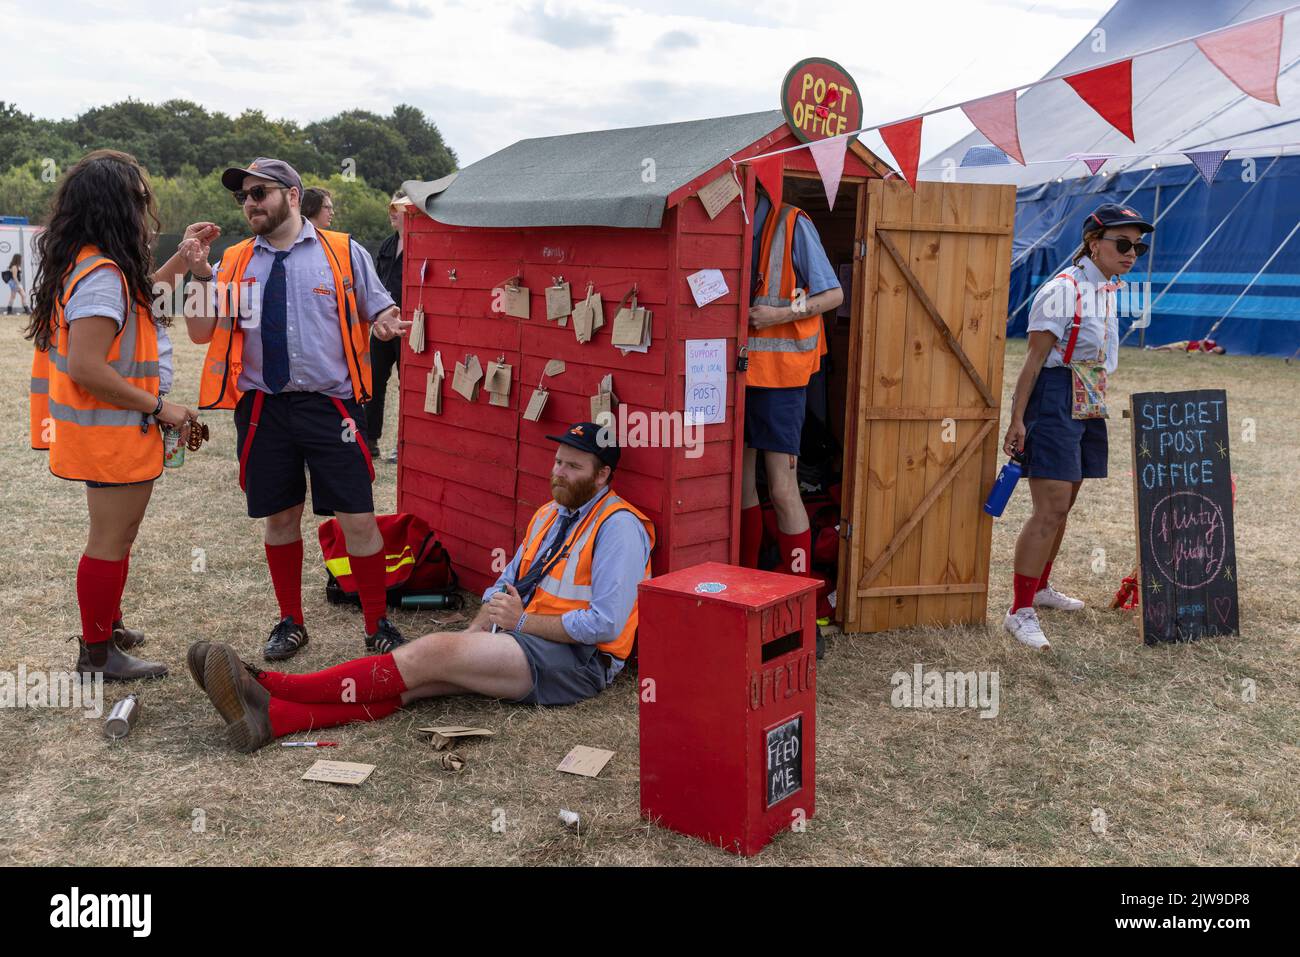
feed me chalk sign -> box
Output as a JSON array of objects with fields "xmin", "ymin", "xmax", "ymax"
[
  {"xmin": 1129, "ymin": 390, "xmax": 1239, "ymax": 644},
  {"xmin": 780, "ymin": 58, "xmax": 863, "ymax": 143}
]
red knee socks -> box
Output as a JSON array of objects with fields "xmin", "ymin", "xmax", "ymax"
[
  {"xmin": 268, "ymin": 697, "xmax": 402, "ymax": 738},
  {"xmin": 777, "ymin": 529, "xmax": 813, "ymax": 577},
  {"xmin": 78, "ymin": 554, "xmax": 124, "ymax": 645},
  {"xmin": 349, "ymin": 549, "xmax": 389, "ymax": 635},
  {"xmin": 264, "ymin": 540, "xmax": 304, "ymax": 625},
  {"xmin": 739, "ymin": 506, "xmax": 763, "ymax": 568},
  {"xmin": 113, "ymin": 550, "xmax": 131, "ymax": 624},
  {"xmin": 1011, "ymin": 573, "xmax": 1040, "ymax": 612},
  {"xmin": 254, "ymin": 653, "xmax": 408, "ymax": 704},
  {"xmin": 1036, "ymin": 560, "xmax": 1054, "ymax": 593}
]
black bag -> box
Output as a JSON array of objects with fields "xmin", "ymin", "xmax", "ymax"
[{"xmin": 1, "ymin": 270, "xmax": 11, "ymax": 283}]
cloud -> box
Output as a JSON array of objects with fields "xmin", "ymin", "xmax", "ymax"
[
  {"xmin": 515, "ymin": 2, "xmax": 615, "ymax": 47},
  {"xmin": 654, "ymin": 29, "xmax": 698, "ymax": 51}
]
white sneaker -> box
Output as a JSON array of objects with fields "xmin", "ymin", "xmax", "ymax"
[
  {"xmin": 1034, "ymin": 584, "xmax": 1084, "ymax": 611},
  {"xmin": 1004, "ymin": 607, "xmax": 1051, "ymax": 650}
]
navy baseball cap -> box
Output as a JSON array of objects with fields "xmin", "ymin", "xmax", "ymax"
[
  {"xmin": 221, "ymin": 157, "xmax": 303, "ymax": 197},
  {"xmin": 547, "ymin": 421, "xmax": 620, "ymax": 470},
  {"xmin": 1084, "ymin": 203, "xmax": 1153, "ymax": 237}
]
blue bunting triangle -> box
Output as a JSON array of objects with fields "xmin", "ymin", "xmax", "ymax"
[{"xmin": 1183, "ymin": 150, "xmax": 1230, "ymax": 186}]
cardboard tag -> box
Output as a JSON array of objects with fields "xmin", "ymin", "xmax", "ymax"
[
  {"xmin": 590, "ymin": 292, "xmax": 604, "ymax": 331},
  {"xmin": 544, "ymin": 359, "xmax": 566, "ymax": 377},
  {"xmin": 451, "ymin": 354, "xmax": 483, "ymax": 402},
  {"xmin": 419, "ymin": 726, "xmax": 495, "ymax": 750},
  {"xmin": 409, "ymin": 306, "xmax": 426, "ymax": 353},
  {"xmin": 557, "ymin": 745, "xmax": 615, "ymax": 778},
  {"xmin": 546, "ymin": 283, "xmax": 571, "ymax": 321},
  {"xmin": 302, "ymin": 760, "xmax": 376, "ymax": 786},
  {"xmin": 572, "ymin": 297, "xmax": 595, "ymax": 344},
  {"xmin": 503, "ymin": 283, "xmax": 530, "ymax": 319},
  {"xmin": 697, "ymin": 171, "xmax": 741, "ymax": 219},
  {"xmin": 611, "ymin": 293, "xmax": 645, "ymax": 347},
  {"xmin": 485, "ymin": 358, "xmax": 513, "ymax": 407},
  {"xmin": 590, "ymin": 373, "xmax": 617, "ymax": 421},
  {"xmin": 424, "ymin": 351, "xmax": 445, "ymax": 414},
  {"xmin": 618, "ymin": 308, "xmax": 652, "ymax": 356},
  {"xmin": 523, "ymin": 386, "xmax": 549, "ymax": 422}
]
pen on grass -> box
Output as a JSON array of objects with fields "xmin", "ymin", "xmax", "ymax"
[{"xmin": 280, "ymin": 741, "xmax": 338, "ymax": 748}]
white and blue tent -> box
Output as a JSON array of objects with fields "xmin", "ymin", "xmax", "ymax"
[{"xmin": 926, "ymin": 0, "xmax": 1300, "ymax": 357}]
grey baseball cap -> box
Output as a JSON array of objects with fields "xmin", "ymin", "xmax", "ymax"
[{"xmin": 221, "ymin": 157, "xmax": 303, "ymax": 197}]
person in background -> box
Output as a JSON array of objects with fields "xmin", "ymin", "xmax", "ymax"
[
  {"xmin": 6, "ymin": 253, "xmax": 30, "ymax": 314},
  {"xmin": 1148, "ymin": 338, "xmax": 1226, "ymax": 354},
  {"xmin": 26, "ymin": 148, "xmax": 216, "ymax": 679},
  {"xmin": 301, "ymin": 187, "xmax": 334, "ymax": 230},
  {"xmin": 366, "ymin": 190, "xmax": 411, "ymax": 464},
  {"xmin": 1002, "ymin": 204, "xmax": 1153, "ymax": 650}
]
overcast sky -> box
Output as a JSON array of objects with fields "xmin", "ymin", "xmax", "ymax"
[{"xmin": 2, "ymin": 0, "xmax": 1114, "ymax": 168}]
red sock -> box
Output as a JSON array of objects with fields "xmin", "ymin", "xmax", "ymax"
[
  {"xmin": 739, "ymin": 506, "xmax": 763, "ymax": 568},
  {"xmin": 114, "ymin": 550, "xmax": 131, "ymax": 624},
  {"xmin": 350, "ymin": 549, "xmax": 389, "ymax": 635},
  {"xmin": 267, "ymin": 696, "xmax": 402, "ymax": 738},
  {"xmin": 264, "ymin": 540, "xmax": 304, "ymax": 625},
  {"xmin": 1012, "ymin": 573, "xmax": 1040, "ymax": 612},
  {"xmin": 777, "ymin": 529, "xmax": 813, "ymax": 577},
  {"xmin": 1036, "ymin": 560, "xmax": 1054, "ymax": 593},
  {"xmin": 253, "ymin": 653, "xmax": 407, "ymax": 704},
  {"xmin": 77, "ymin": 555, "xmax": 125, "ymax": 645}
]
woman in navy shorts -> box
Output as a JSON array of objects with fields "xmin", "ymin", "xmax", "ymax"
[{"xmin": 1001, "ymin": 204, "xmax": 1154, "ymax": 650}]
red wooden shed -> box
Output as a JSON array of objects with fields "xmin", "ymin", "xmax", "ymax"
[{"xmin": 396, "ymin": 110, "xmax": 1014, "ymax": 632}]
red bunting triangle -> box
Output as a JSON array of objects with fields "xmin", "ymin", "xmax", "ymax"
[
  {"xmin": 880, "ymin": 117, "xmax": 923, "ymax": 190},
  {"xmin": 1063, "ymin": 60, "xmax": 1135, "ymax": 141},
  {"xmin": 1082, "ymin": 156, "xmax": 1110, "ymax": 175},
  {"xmin": 1195, "ymin": 15, "xmax": 1283, "ymax": 106},
  {"xmin": 960, "ymin": 91, "xmax": 1025, "ymax": 165},
  {"xmin": 748, "ymin": 153, "xmax": 785, "ymax": 206},
  {"xmin": 807, "ymin": 135, "xmax": 849, "ymax": 211}
]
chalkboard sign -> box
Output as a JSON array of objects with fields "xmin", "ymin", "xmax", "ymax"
[
  {"xmin": 1130, "ymin": 390, "xmax": 1239, "ymax": 644},
  {"xmin": 765, "ymin": 714, "xmax": 803, "ymax": 807}
]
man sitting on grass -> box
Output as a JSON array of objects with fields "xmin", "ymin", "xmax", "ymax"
[{"xmin": 188, "ymin": 422, "xmax": 655, "ymax": 752}]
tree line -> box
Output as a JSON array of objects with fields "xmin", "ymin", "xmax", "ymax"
[{"xmin": 0, "ymin": 100, "xmax": 458, "ymax": 249}]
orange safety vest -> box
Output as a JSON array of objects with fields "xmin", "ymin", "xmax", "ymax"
[
  {"xmin": 198, "ymin": 227, "xmax": 370, "ymax": 410},
  {"xmin": 517, "ymin": 488, "xmax": 656, "ymax": 660},
  {"xmin": 30, "ymin": 247, "xmax": 162, "ymax": 483},
  {"xmin": 748, "ymin": 203, "xmax": 827, "ymax": 389}
]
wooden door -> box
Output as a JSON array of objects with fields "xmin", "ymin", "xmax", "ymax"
[{"xmin": 838, "ymin": 180, "xmax": 1015, "ymax": 632}]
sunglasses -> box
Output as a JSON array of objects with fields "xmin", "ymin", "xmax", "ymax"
[
  {"xmin": 234, "ymin": 185, "xmax": 290, "ymax": 205},
  {"xmin": 1099, "ymin": 236, "xmax": 1149, "ymax": 257}
]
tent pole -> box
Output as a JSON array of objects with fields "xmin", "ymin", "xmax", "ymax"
[
  {"xmin": 1141, "ymin": 183, "xmax": 1162, "ymax": 349},
  {"xmin": 1201, "ymin": 216, "xmax": 1300, "ymax": 343},
  {"xmin": 1119, "ymin": 155, "xmax": 1283, "ymax": 346}
]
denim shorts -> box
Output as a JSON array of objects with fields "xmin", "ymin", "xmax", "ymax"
[
  {"xmin": 1023, "ymin": 366, "xmax": 1108, "ymax": 482},
  {"xmin": 507, "ymin": 631, "xmax": 617, "ymax": 706}
]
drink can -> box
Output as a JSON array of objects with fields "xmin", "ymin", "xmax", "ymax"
[
  {"xmin": 163, "ymin": 426, "xmax": 185, "ymax": 468},
  {"xmin": 104, "ymin": 694, "xmax": 141, "ymax": 740}
]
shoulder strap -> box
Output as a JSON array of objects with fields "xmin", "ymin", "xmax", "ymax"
[{"xmin": 1053, "ymin": 272, "xmax": 1084, "ymax": 365}]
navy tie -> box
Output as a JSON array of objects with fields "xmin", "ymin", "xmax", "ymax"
[{"xmin": 261, "ymin": 249, "xmax": 291, "ymax": 393}]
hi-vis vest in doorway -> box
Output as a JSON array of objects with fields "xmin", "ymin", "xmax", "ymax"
[
  {"xmin": 198, "ymin": 228, "xmax": 370, "ymax": 410},
  {"xmin": 517, "ymin": 489, "xmax": 656, "ymax": 660},
  {"xmin": 29, "ymin": 246, "xmax": 163, "ymax": 483},
  {"xmin": 748, "ymin": 203, "xmax": 827, "ymax": 389}
]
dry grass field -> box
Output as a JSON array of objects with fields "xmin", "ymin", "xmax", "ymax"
[{"xmin": 2, "ymin": 320, "xmax": 1297, "ymax": 866}]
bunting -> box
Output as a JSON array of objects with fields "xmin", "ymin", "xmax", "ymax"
[
  {"xmin": 960, "ymin": 91, "xmax": 1025, "ymax": 165},
  {"xmin": 748, "ymin": 152, "xmax": 785, "ymax": 204},
  {"xmin": 1195, "ymin": 15, "xmax": 1284, "ymax": 106},
  {"xmin": 880, "ymin": 117, "xmax": 924, "ymax": 190},
  {"xmin": 1063, "ymin": 60, "xmax": 1136, "ymax": 141},
  {"xmin": 1183, "ymin": 149, "xmax": 1231, "ymax": 186},
  {"xmin": 808, "ymin": 135, "xmax": 849, "ymax": 210}
]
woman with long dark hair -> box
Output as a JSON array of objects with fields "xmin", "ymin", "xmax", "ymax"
[
  {"xmin": 5, "ymin": 253, "xmax": 29, "ymax": 314},
  {"xmin": 1001, "ymin": 203, "xmax": 1153, "ymax": 650},
  {"xmin": 26, "ymin": 149, "xmax": 219, "ymax": 679}
]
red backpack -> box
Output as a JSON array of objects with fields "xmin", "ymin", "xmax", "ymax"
[{"xmin": 318, "ymin": 513, "xmax": 461, "ymax": 610}]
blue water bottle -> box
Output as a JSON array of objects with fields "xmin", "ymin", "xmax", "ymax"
[{"xmin": 983, "ymin": 453, "xmax": 1025, "ymax": 517}]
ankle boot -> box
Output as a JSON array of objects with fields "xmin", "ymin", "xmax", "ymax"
[
  {"xmin": 76, "ymin": 639, "xmax": 168, "ymax": 681},
  {"xmin": 112, "ymin": 620, "xmax": 146, "ymax": 650}
]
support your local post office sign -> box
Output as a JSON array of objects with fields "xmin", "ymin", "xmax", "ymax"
[{"xmin": 780, "ymin": 57, "xmax": 863, "ymax": 143}]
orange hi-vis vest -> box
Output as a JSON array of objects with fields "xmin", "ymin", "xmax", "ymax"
[
  {"xmin": 517, "ymin": 488, "xmax": 656, "ymax": 660},
  {"xmin": 748, "ymin": 203, "xmax": 827, "ymax": 389},
  {"xmin": 30, "ymin": 246, "xmax": 163, "ymax": 483},
  {"xmin": 198, "ymin": 227, "xmax": 370, "ymax": 410}
]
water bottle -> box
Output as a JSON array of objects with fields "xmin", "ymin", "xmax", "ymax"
[
  {"xmin": 399, "ymin": 593, "xmax": 458, "ymax": 609},
  {"xmin": 983, "ymin": 454, "xmax": 1025, "ymax": 517}
]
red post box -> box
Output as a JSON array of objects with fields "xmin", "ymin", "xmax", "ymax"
[{"xmin": 638, "ymin": 561, "xmax": 818, "ymax": 856}]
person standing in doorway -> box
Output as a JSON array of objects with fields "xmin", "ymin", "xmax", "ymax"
[{"xmin": 366, "ymin": 191, "xmax": 410, "ymax": 464}]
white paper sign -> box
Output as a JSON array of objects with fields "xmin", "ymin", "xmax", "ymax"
[
  {"xmin": 686, "ymin": 269, "xmax": 728, "ymax": 308},
  {"xmin": 685, "ymin": 338, "xmax": 727, "ymax": 426}
]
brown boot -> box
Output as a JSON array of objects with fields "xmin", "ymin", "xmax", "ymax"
[
  {"xmin": 112, "ymin": 620, "xmax": 146, "ymax": 650},
  {"xmin": 197, "ymin": 642, "xmax": 274, "ymax": 753},
  {"xmin": 187, "ymin": 641, "xmax": 263, "ymax": 693},
  {"xmin": 76, "ymin": 639, "xmax": 168, "ymax": 681}
]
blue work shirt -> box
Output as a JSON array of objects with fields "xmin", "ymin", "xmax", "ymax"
[
  {"xmin": 750, "ymin": 194, "xmax": 841, "ymax": 298},
  {"xmin": 483, "ymin": 487, "xmax": 652, "ymax": 679},
  {"xmin": 211, "ymin": 218, "xmax": 395, "ymax": 399}
]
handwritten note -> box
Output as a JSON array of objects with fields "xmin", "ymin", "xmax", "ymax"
[
  {"xmin": 686, "ymin": 269, "xmax": 728, "ymax": 308},
  {"xmin": 685, "ymin": 339, "xmax": 727, "ymax": 426}
]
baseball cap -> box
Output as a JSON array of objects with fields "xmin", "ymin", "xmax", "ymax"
[
  {"xmin": 546, "ymin": 421, "xmax": 620, "ymax": 470},
  {"xmin": 221, "ymin": 157, "xmax": 304, "ymax": 197},
  {"xmin": 1084, "ymin": 203, "xmax": 1154, "ymax": 237}
]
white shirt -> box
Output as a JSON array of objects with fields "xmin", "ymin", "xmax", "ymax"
[{"xmin": 1026, "ymin": 256, "xmax": 1120, "ymax": 374}]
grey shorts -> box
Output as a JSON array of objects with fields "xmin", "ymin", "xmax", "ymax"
[{"xmin": 507, "ymin": 631, "xmax": 618, "ymax": 706}]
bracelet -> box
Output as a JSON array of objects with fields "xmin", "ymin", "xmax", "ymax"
[
  {"xmin": 516, "ymin": 613, "xmax": 528, "ymax": 634},
  {"xmin": 151, "ymin": 395, "xmax": 164, "ymax": 417}
]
